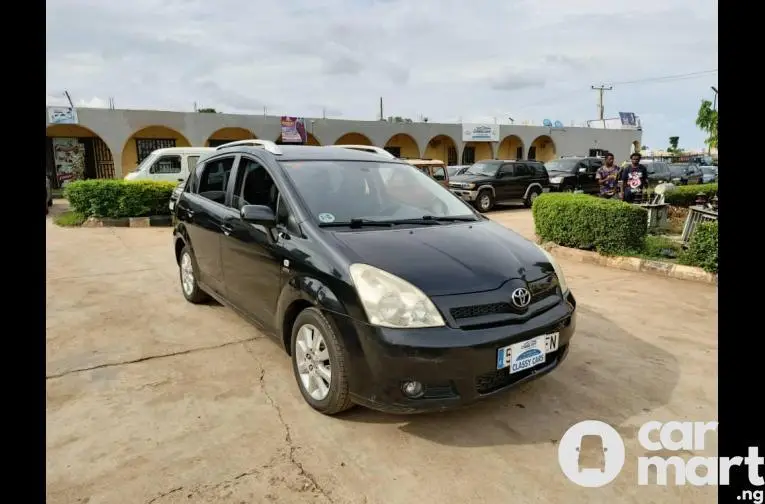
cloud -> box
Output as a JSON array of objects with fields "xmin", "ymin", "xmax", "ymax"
[{"xmin": 45, "ymin": 0, "xmax": 718, "ymax": 149}]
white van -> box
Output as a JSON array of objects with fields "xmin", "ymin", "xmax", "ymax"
[{"xmin": 124, "ymin": 147, "xmax": 215, "ymax": 183}]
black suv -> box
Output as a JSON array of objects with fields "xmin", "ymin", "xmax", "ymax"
[
  {"xmin": 172, "ymin": 141, "xmax": 576, "ymax": 415},
  {"xmin": 544, "ymin": 157, "xmax": 604, "ymax": 194},
  {"xmin": 447, "ymin": 160, "xmax": 550, "ymax": 212}
]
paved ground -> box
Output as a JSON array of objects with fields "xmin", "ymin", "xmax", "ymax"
[{"xmin": 46, "ymin": 202, "xmax": 718, "ymax": 504}]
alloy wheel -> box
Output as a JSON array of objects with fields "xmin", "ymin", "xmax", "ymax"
[
  {"xmin": 295, "ymin": 324, "xmax": 332, "ymax": 401},
  {"xmin": 180, "ymin": 252, "xmax": 195, "ymax": 296},
  {"xmin": 479, "ymin": 195, "xmax": 491, "ymax": 211}
]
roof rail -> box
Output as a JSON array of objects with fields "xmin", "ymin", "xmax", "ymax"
[
  {"xmin": 215, "ymin": 139, "xmax": 282, "ymax": 155},
  {"xmin": 331, "ymin": 145, "xmax": 397, "ymax": 159}
]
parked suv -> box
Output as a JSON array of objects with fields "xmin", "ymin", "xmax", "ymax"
[
  {"xmin": 172, "ymin": 140, "xmax": 576, "ymax": 415},
  {"xmin": 448, "ymin": 160, "xmax": 549, "ymax": 212},
  {"xmin": 544, "ymin": 157, "xmax": 603, "ymax": 194}
]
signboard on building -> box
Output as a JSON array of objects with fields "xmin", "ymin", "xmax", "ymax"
[
  {"xmin": 462, "ymin": 123, "xmax": 500, "ymax": 142},
  {"xmin": 280, "ymin": 116, "xmax": 307, "ymax": 143},
  {"xmin": 51, "ymin": 137, "xmax": 85, "ymax": 184},
  {"xmin": 48, "ymin": 106, "xmax": 79, "ymax": 125}
]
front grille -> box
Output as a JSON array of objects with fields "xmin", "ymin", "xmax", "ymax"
[
  {"xmin": 450, "ymin": 275, "xmax": 559, "ymax": 320},
  {"xmin": 475, "ymin": 345, "xmax": 566, "ymax": 394}
]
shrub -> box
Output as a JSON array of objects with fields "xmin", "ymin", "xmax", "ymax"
[
  {"xmin": 679, "ymin": 221, "xmax": 718, "ymax": 273},
  {"xmin": 663, "ymin": 183, "xmax": 717, "ymax": 207},
  {"xmin": 64, "ymin": 180, "xmax": 176, "ymax": 218},
  {"xmin": 53, "ymin": 211, "xmax": 86, "ymax": 227},
  {"xmin": 532, "ymin": 193, "xmax": 648, "ymax": 255}
]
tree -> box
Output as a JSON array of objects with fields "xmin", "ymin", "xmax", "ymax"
[
  {"xmin": 387, "ymin": 116, "xmax": 413, "ymax": 123},
  {"xmin": 667, "ymin": 136, "xmax": 681, "ymax": 153},
  {"xmin": 696, "ymin": 99, "xmax": 718, "ymax": 149},
  {"xmin": 198, "ymin": 108, "xmax": 218, "ymax": 113}
]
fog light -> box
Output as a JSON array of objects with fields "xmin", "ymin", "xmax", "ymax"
[{"xmin": 401, "ymin": 381, "xmax": 425, "ymax": 398}]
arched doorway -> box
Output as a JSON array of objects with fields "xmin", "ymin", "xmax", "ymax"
[
  {"xmin": 631, "ymin": 141, "xmax": 641, "ymax": 154},
  {"xmin": 384, "ymin": 133, "xmax": 419, "ymax": 158},
  {"xmin": 423, "ymin": 135, "xmax": 458, "ymax": 165},
  {"xmin": 462, "ymin": 142, "xmax": 493, "ymax": 164},
  {"xmin": 46, "ymin": 124, "xmax": 115, "ymax": 187},
  {"xmin": 121, "ymin": 126, "xmax": 191, "ymax": 174},
  {"xmin": 528, "ymin": 135, "xmax": 556, "ymax": 162},
  {"xmin": 334, "ymin": 132, "xmax": 373, "ymax": 146},
  {"xmin": 275, "ymin": 133, "xmax": 321, "ymax": 146},
  {"xmin": 205, "ymin": 127, "xmax": 255, "ymax": 147},
  {"xmin": 496, "ymin": 135, "xmax": 524, "ymax": 160}
]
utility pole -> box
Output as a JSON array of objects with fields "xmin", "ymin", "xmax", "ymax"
[
  {"xmin": 591, "ymin": 85, "xmax": 613, "ymax": 121},
  {"xmin": 379, "ymin": 97, "xmax": 384, "ymax": 121},
  {"xmin": 710, "ymin": 86, "xmax": 718, "ymax": 111}
]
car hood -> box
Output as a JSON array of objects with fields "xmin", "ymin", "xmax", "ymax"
[
  {"xmin": 547, "ymin": 170, "xmax": 573, "ymax": 177},
  {"xmin": 449, "ymin": 174, "xmax": 492, "ymax": 184},
  {"xmin": 328, "ymin": 220, "xmax": 552, "ymax": 296}
]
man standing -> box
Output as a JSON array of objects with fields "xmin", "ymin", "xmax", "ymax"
[
  {"xmin": 595, "ymin": 152, "xmax": 619, "ymax": 198},
  {"xmin": 619, "ymin": 153, "xmax": 648, "ymax": 203}
]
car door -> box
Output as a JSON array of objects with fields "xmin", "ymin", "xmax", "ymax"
[
  {"xmin": 508, "ymin": 163, "xmax": 532, "ymax": 199},
  {"xmin": 182, "ymin": 154, "xmax": 201, "ymax": 182},
  {"xmin": 583, "ymin": 159, "xmax": 602, "ymax": 194},
  {"xmin": 219, "ymin": 155, "xmax": 286, "ymax": 327},
  {"xmin": 495, "ymin": 163, "xmax": 515, "ymax": 200},
  {"xmin": 148, "ymin": 154, "xmax": 184, "ymax": 183},
  {"xmin": 175, "ymin": 155, "xmax": 238, "ymax": 295}
]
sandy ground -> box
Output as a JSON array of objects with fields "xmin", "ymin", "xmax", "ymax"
[{"xmin": 46, "ymin": 202, "xmax": 718, "ymax": 504}]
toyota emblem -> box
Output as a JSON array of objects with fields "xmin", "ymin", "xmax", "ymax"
[{"xmin": 511, "ymin": 287, "xmax": 532, "ymax": 308}]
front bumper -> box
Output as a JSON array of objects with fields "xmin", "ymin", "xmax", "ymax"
[
  {"xmin": 449, "ymin": 188, "xmax": 479, "ymax": 201},
  {"xmin": 328, "ymin": 292, "xmax": 577, "ymax": 414}
]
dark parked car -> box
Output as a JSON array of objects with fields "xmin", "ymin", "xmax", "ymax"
[
  {"xmin": 641, "ymin": 160, "xmax": 673, "ymax": 187},
  {"xmin": 172, "ymin": 140, "xmax": 576, "ymax": 415},
  {"xmin": 447, "ymin": 165, "xmax": 471, "ymax": 177},
  {"xmin": 448, "ymin": 160, "xmax": 550, "ymax": 212},
  {"xmin": 668, "ymin": 163, "xmax": 703, "ymax": 185},
  {"xmin": 544, "ymin": 157, "xmax": 604, "ymax": 194}
]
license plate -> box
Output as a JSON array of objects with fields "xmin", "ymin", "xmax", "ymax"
[
  {"xmin": 169, "ymin": 200, "xmax": 175, "ymax": 210},
  {"xmin": 496, "ymin": 332, "xmax": 560, "ymax": 373}
]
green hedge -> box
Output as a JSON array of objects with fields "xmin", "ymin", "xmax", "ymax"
[
  {"xmin": 532, "ymin": 193, "xmax": 648, "ymax": 255},
  {"xmin": 663, "ymin": 183, "xmax": 717, "ymax": 207},
  {"xmin": 64, "ymin": 180, "xmax": 176, "ymax": 218},
  {"xmin": 679, "ymin": 221, "xmax": 718, "ymax": 273}
]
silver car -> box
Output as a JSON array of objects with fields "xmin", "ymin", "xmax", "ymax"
[{"xmin": 700, "ymin": 166, "xmax": 717, "ymax": 184}]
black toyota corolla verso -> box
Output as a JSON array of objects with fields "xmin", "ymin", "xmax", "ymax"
[{"xmin": 172, "ymin": 140, "xmax": 577, "ymax": 415}]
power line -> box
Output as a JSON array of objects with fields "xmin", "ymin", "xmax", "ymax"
[{"xmin": 608, "ymin": 69, "xmax": 718, "ymax": 86}]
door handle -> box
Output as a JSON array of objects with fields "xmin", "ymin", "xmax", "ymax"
[
  {"xmin": 221, "ymin": 223, "xmax": 233, "ymax": 236},
  {"xmin": 177, "ymin": 178, "xmax": 184, "ymax": 182}
]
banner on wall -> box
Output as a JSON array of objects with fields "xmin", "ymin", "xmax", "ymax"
[
  {"xmin": 48, "ymin": 106, "xmax": 79, "ymax": 125},
  {"xmin": 280, "ymin": 116, "xmax": 308, "ymax": 143},
  {"xmin": 461, "ymin": 123, "xmax": 500, "ymax": 142},
  {"xmin": 52, "ymin": 137, "xmax": 85, "ymax": 184}
]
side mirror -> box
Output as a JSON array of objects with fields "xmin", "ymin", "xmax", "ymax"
[
  {"xmin": 240, "ymin": 204, "xmax": 276, "ymax": 226},
  {"xmin": 496, "ymin": 171, "xmax": 505, "ymax": 178},
  {"xmin": 578, "ymin": 167, "xmax": 587, "ymax": 173}
]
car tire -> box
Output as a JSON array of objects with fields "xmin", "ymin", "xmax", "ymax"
[
  {"xmin": 474, "ymin": 190, "xmax": 494, "ymax": 213},
  {"xmin": 179, "ymin": 245, "xmax": 210, "ymax": 304},
  {"xmin": 524, "ymin": 187, "xmax": 541, "ymax": 207},
  {"xmin": 291, "ymin": 307, "xmax": 355, "ymax": 415}
]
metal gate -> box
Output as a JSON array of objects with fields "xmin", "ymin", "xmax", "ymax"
[
  {"xmin": 93, "ymin": 137, "xmax": 115, "ymax": 179},
  {"xmin": 136, "ymin": 138, "xmax": 177, "ymax": 164}
]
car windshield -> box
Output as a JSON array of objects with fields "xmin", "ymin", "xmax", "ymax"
[
  {"xmin": 281, "ymin": 160, "xmax": 478, "ymax": 225},
  {"xmin": 465, "ymin": 162, "xmax": 498, "ymax": 176},
  {"xmin": 544, "ymin": 159, "xmax": 579, "ymax": 173}
]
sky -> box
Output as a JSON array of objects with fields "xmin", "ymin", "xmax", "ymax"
[{"xmin": 46, "ymin": 0, "xmax": 718, "ymax": 151}]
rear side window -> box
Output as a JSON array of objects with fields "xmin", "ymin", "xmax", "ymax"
[
  {"xmin": 432, "ymin": 165, "xmax": 446, "ymax": 181},
  {"xmin": 532, "ymin": 163, "xmax": 547, "ymax": 177},
  {"xmin": 514, "ymin": 164, "xmax": 531, "ymax": 176},
  {"xmin": 197, "ymin": 156, "xmax": 236, "ymax": 204},
  {"xmin": 187, "ymin": 156, "xmax": 200, "ymax": 174}
]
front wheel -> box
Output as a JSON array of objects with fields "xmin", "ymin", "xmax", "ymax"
[
  {"xmin": 474, "ymin": 190, "xmax": 494, "ymax": 213},
  {"xmin": 291, "ymin": 308, "xmax": 354, "ymax": 415}
]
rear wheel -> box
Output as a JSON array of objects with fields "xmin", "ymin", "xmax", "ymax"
[
  {"xmin": 524, "ymin": 187, "xmax": 541, "ymax": 207},
  {"xmin": 474, "ymin": 190, "xmax": 494, "ymax": 213},
  {"xmin": 291, "ymin": 308, "xmax": 354, "ymax": 415},
  {"xmin": 179, "ymin": 246, "xmax": 210, "ymax": 304}
]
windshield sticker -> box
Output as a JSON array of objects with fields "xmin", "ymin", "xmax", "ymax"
[{"xmin": 318, "ymin": 213, "xmax": 336, "ymax": 223}]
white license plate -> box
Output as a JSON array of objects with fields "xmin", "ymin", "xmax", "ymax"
[{"xmin": 496, "ymin": 332, "xmax": 560, "ymax": 373}]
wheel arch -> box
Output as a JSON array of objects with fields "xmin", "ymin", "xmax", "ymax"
[{"xmin": 523, "ymin": 183, "xmax": 544, "ymax": 199}]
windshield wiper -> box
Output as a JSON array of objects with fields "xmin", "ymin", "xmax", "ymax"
[
  {"xmin": 319, "ymin": 218, "xmax": 394, "ymax": 228},
  {"xmin": 420, "ymin": 215, "xmax": 477, "ymax": 222}
]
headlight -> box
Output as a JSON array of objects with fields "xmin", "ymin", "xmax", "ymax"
[
  {"xmin": 349, "ymin": 264, "xmax": 445, "ymax": 328},
  {"xmin": 466, "ymin": 183, "xmax": 476, "ymax": 189},
  {"xmin": 538, "ymin": 247, "xmax": 569, "ymax": 295},
  {"xmin": 550, "ymin": 176, "xmax": 563, "ymax": 184}
]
